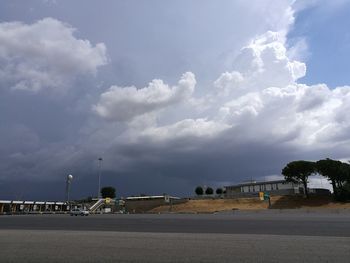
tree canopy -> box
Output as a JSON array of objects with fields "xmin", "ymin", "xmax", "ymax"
[
  {"xmin": 316, "ymin": 158, "xmax": 350, "ymax": 200},
  {"xmin": 216, "ymin": 188, "xmax": 223, "ymax": 195},
  {"xmin": 282, "ymin": 160, "xmax": 316, "ymax": 198},
  {"xmin": 195, "ymin": 186, "xmax": 204, "ymax": 195},
  {"xmin": 205, "ymin": 187, "xmax": 214, "ymax": 195},
  {"xmin": 101, "ymin": 186, "xmax": 116, "ymax": 199}
]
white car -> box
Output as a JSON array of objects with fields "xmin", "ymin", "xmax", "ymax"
[{"xmin": 70, "ymin": 208, "xmax": 89, "ymax": 216}]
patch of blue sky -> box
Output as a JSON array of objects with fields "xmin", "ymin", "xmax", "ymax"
[{"xmin": 288, "ymin": 1, "xmax": 350, "ymax": 88}]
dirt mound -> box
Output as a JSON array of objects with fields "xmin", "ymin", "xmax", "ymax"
[
  {"xmin": 150, "ymin": 196, "xmax": 350, "ymax": 213},
  {"xmin": 151, "ymin": 198, "xmax": 268, "ymax": 213}
]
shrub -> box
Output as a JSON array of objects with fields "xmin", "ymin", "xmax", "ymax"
[
  {"xmin": 216, "ymin": 188, "xmax": 223, "ymax": 195},
  {"xmin": 205, "ymin": 187, "xmax": 214, "ymax": 195},
  {"xmin": 195, "ymin": 186, "xmax": 204, "ymax": 195}
]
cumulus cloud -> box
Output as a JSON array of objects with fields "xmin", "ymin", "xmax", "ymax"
[
  {"xmin": 2, "ymin": 1, "xmax": 350, "ymax": 198},
  {"xmin": 0, "ymin": 18, "xmax": 107, "ymax": 92},
  {"xmin": 93, "ymin": 72, "xmax": 196, "ymax": 122},
  {"xmin": 211, "ymin": 31, "xmax": 350, "ymax": 149},
  {"xmin": 231, "ymin": 31, "xmax": 306, "ymax": 88},
  {"xmin": 89, "ymin": 29, "xmax": 350, "ymax": 189},
  {"xmin": 139, "ymin": 119, "xmax": 231, "ymax": 142}
]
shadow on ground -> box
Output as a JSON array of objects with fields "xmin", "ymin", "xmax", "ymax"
[{"xmin": 270, "ymin": 195, "xmax": 332, "ymax": 209}]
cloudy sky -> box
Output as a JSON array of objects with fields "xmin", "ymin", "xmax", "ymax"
[{"xmin": 1, "ymin": 0, "xmax": 350, "ymax": 200}]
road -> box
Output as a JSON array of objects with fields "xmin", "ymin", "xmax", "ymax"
[
  {"xmin": 1, "ymin": 212, "xmax": 350, "ymax": 236},
  {"xmin": 1, "ymin": 211, "xmax": 350, "ymax": 262}
]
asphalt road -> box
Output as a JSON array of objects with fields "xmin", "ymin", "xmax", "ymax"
[
  {"xmin": 1, "ymin": 212, "xmax": 350, "ymax": 262},
  {"xmin": 1, "ymin": 230, "xmax": 350, "ymax": 263},
  {"xmin": 0, "ymin": 212, "xmax": 350, "ymax": 237}
]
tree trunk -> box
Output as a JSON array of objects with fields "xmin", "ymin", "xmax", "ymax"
[
  {"xmin": 303, "ymin": 180, "xmax": 309, "ymax": 198},
  {"xmin": 331, "ymin": 179, "xmax": 337, "ymax": 197}
]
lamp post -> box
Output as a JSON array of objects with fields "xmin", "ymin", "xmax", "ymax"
[
  {"xmin": 66, "ymin": 174, "xmax": 73, "ymax": 206},
  {"xmin": 98, "ymin": 157, "xmax": 103, "ymax": 199}
]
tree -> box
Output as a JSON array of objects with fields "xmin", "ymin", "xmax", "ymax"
[
  {"xmin": 335, "ymin": 161, "xmax": 350, "ymax": 200},
  {"xmin": 100, "ymin": 186, "xmax": 116, "ymax": 199},
  {"xmin": 316, "ymin": 158, "xmax": 343, "ymax": 197},
  {"xmin": 216, "ymin": 188, "xmax": 223, "ymax": 195},
  {"xmin": 195, "ymin": 186, "xmax": 204, "ymax": 196},
  {"xmin": 340, "ymin": 181, "xmax": 350, "ymax": 201},
  {"xmin": 282, "ymin": 160, "xmax": 316, "ymax": 198},
  {"xmin": 316, "ymin": 158, "xmax": 350, "ymax": 200},
  {"xmin": 205, "ymin": 187, "xmax": 214, "ymax": 195}
]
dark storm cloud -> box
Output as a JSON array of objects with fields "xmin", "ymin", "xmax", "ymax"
[{"xmin": 1, "ymin": 0, "xmax": 348, "ymax": 200}]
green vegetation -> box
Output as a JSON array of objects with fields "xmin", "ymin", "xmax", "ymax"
[
  {"xmin": 195, "ymin": 186, "xmax": 204, "ymax": 195},
  {"xmin": 282, "ymin": 160, "xmax": 316, "ymax": 198},
  {"xmin": 205, "ymin": 187, "xmax": 214, "ymax": 195},
  {"xmin": 101, "ymin": 186, "xmax": 116, "ymax": 198},
  {"xmin": 216, "ymin": 188, "xmax": 223, "ymax": 195},
  {"xmin": 282, "ymin": 158, "xmax": 350, "ymax": 201},
  {"xmin": 316, "ymin": 158, "xmax": 350, "ymax": 201}
]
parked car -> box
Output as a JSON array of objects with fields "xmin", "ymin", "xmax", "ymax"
[{"xmin": 70, "ymin": 208, "xmax": 89, "ymax": 216}]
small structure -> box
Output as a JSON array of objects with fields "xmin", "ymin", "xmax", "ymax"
[
  {"xmin": 88, "ymin": 198, "xmax": 125, "ymax": 214},
  {"xmin": 225, "ymin": 180, "xmax": 304, "ymax": 197},
  {"xmin": 0, "ymin": 200, "xmax": 69, "ymax": 214}
]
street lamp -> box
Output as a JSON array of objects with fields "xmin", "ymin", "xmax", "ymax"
[
  {"xmin": 66, "ymin": 174, "xmax": 73, "ymax": 204},
  {"xmin": 98, "ymin": 157, "xmax": 103, "ymax": 199}
]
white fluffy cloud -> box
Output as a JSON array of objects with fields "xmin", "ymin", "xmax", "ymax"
[
  {"xmin": 0, "ymin": 18, "xmax": 107, "ymax": 92},
  {"xmin": 93, "ymin": 72, "xmax": 196, "ymax": 122},
  {"xmin": 93, "ymin": 29, "xmax": 350, "ymax": 163},
  {"xmin": 212, "ymin": 31, "xmax": 350, "ymax": 149},
  {"xmin": 139, "ymin": 119, "xmax": 231, "ymax": 142},
  {"xmin": 2, "ymin": 1, "xmax": 350, "ymax": 198}
]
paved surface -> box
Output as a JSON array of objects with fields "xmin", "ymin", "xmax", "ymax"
[
  {"xmin": 1, "ymin": 212, "xmax": 350, "ymax": 262},
  {"xmin": 1, "ymin": 212, "xmax": 350, "ymax": 236},
  {"xmin": 1, "ymin": 230, "xmax": 350, "ymax": 262}
]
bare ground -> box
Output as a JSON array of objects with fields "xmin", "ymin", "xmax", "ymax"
[{"xmin": 150, "ymin": 196, "xmax": 350, "ymax": 213}]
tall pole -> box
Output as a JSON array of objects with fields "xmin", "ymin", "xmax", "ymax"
[
  {"xmin": 66, "ymin": 174, "xmax": 73, "ymax": 206},
  {"xmin": 98, "ymin": 157, "xmax": 103, "ymax": 199}
]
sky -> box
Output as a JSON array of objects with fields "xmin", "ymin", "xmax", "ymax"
[{"xmin": 1, "ymin": 0, "xmax": 350, "ymax": 200}]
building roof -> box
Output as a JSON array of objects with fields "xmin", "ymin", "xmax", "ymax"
[
  {"xmin": 226, "ymin": 179, "xmax": 288, "ymax": 188},
  {"xmin": 0, "ymin": 200, "xmax": 66, "ymax": 205},
  {"xmin": 126, "ymin": 195, "xmax": 180, "ymax": 200},
  {"xmin": 12, "ymin": 201, "xmax": 24, "ymax": 204}
]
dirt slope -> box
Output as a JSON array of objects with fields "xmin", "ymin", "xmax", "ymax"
[{"xmin": 150, "ymin": 196, "xmax": 350, "ymax": 213}]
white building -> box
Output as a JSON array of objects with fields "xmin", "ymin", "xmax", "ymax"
[{"xmin": 225, "ymin": 180, "xmax": 304, "ymax": 197}]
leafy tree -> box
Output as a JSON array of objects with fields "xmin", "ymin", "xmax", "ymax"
[
  {"xmin": 216, "ymin": 188, "xmax": 223, "ymax": 195},
  {"xmin": 101, "ymin": 186, "xmax": 116, "ymax": 199},
  {"xmin": 282, "ymin": 160, "xmax": 316, "ymax": 198},
  {"xmin": 336, "ymin": 162, "xmax": 350, "ymax": 200},
  {"xmin": 316, "ymin": 158, "xmax": 350, "ymax": 200},
  {"xmin": 339, "ymin": 182, "xmax": 350, "ymax": 201},
  {"xmin": 205, "ymin": 187, "xmax": 214, "ymax": 195},
  {"xmin": 195, "ymin": 186, "xmax": 204, "ymax": 195},
  {"xmin": 316, "ymin": 158, "xmax": 344, "ymax": 197},
  {"xmin": 339, "ymin": 162, "xmax": 350, "ymax": 186}
]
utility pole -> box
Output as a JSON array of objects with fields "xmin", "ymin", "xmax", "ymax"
[
  {"xmin": 66, "ymin": 174, "xmax": 73, "ymax": 205},
  {"xmin": 98, "ymin": 157, "xmax": 103, "ymax": 199}
]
